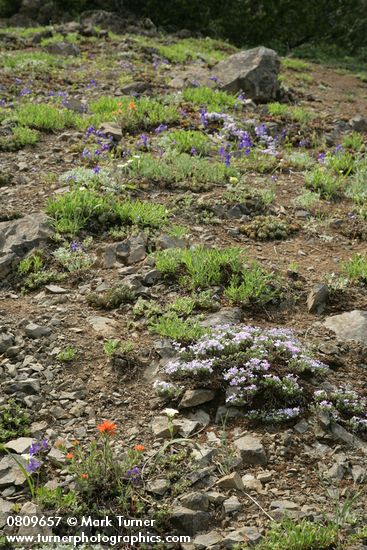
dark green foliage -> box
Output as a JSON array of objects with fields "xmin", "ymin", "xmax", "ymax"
[
  {"xmin": 0, "ymin": 0, "xmax": 21, "ymax": 17},
  {"xmin": 0, "ymin": 400, "xmax": 31, "ymax": 443}
]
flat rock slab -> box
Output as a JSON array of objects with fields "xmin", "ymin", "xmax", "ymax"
[
  {"xmin": 87, "ymin": 316, "xmax": 117, "ymax": 336},
  {"xmin": 323, "ymin": 310, "xmax": 367, "ymax": 343}
]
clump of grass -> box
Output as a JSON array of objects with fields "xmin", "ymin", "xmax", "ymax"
[
  {"xmin": 289, "ymin": 106, "xmax": 314, "ymax": 125},
  {"xmin": 325, "ymin": 150, "xmax": 355, "ymax": 175},
  {"xmin": 282, "ymin": 58, "xmax": 311, "ymax": 71},
  {"xmin": 285, "ymin": 151, "xmax": 315, "ymax": 170},
  {"xmin": 342, "ymin": 254, "xmax": 367, "ymax": 283},
  {"xmin": 304, "ymin": 167, "xmax": 343, "ymax": 199},
  {"xmin": 155, "ymin": 246, "xmax": 245, "ymax": 289},
  {"xmin": 46, "ymin": 189, "xmax": 168, "ymax": 234},
  {"xmin": 57, "ymin": 346, "xmax": 76, "ymax": 362},
  {"xmin": 235, "ymin": 150, "xmax": 278, "ymax": 173},
  {"xmin": 182, "ymin": 86, "xmax": 239, "ymax": 111},
  {"xmin": 267, "ymin": 102, "xmax": 289, "ymax": 116},
  {"xmin": 134, "ymin": 36, "xmax": 232, "ymax": 64},
  {"xmin": 342, "ymin": 132, "xmax": 364, "ymax": 151},
  {"xmin": 237, "ymin": 517, "xmax": 337, "ymax": 550},
  {"xmin": 91, "ymin": 96, "xmax": 179, "ymax": 130},
  {"xmin": 87, "ymin": 285, "xmax": 136, "ymax": 310},
  {"xmin": 148, "ymin": 313, "xmax": 208, "ymax": 343},
  {"xmin": 155, "ymin": 246, "xmax": 280, "ymax": 305},
  {"xmin": 1, "ymin": 51, "xmax": 63, "ymax": 71},
  {"xmin": 124, "ymin": 152, "xmax": 236, "ymax": 188},
  {"xmin": 293, "ymin": 189, "xmax": 321, "ymax": 209},
  {"xmin": 15, "ymin": 103, "xmax": 81, "ymax": 131},
  {"xmin": 161, "ymin": 129, "xmax": 211, "ymax": 155},
  {"xmin": 0, "ymin": 126, "xmax": 40, "ymax": 151}
]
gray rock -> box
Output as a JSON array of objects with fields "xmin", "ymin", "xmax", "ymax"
[
  {"xmin": 234, "ymin": 434, "xmax": 267, "ymax": 465},
  {"xmin": 87, "ymin": 315, "xmax": 117, "ymax": 336},
  {"xmin": 0, "ymin": 333, "xmax": 14, "ymax": 354},
  {"xmin": 6, "ymin": 379, "xmax": 40, "ymax": 395},
  {"xmin": 214, "ymin": 46, "xmax": 280, "ymax": 103},
  {"xmin": 99, "ymin": 122, "xmax": 123, "ymax": 141},
  {"xmin": 47, "ymin": 447, "xmax": 66, "ymax": 466},
  {"xmin": 5, "ymin": 437, "xmax": 34, "ymax": 454},
  {"xmin": 206, "ymin": 491, "xmax": 226, "ymax": 505},
  {"xmin": 147, "ymin": 478, "xmax": 170, "ymax": 495},
  {"xmin": 193, "ymin": 531, "xmax": 223, "ymax": 548},
  {"xmin": 191, "ymin": 446, "xmax": 217, "ymax": 467},
  {"xmin": 46, "ymin": 42, "xmax": 80, "ymax": 56},
  {"xmin": 270, "ymin": 499, "xmax": 300, "ymax": 510},
  {"xmin": 223, "ymin": 495, "xmax": 242, "ymax": 514},
  {"xmin": 0, "ymin": 214, "xmax": 53, "ymax": 278},
  {"xmin": 45, "ymin": 285, "xmax": 67, "ymax": 294},
  {"xmin": 18, "ymin": 501, "xmax": 52, "ymax": 536},
  {"xmin": 0, "ymin": 454, "xmax": 27, "ymax": 488},
  {"xmin": 307, "ymin": 283, "xmax": 329, "ymax": 314},
  {"xmin": 170, "ymin": 506, "xmax": 210, "ymax": 536},
  {"xmin": 217, "ymin": 472, "xmax": 244, "ymax": 491},
  {"xmin": 25, "ymin": 322, "xmax": 51, "ymax": 338},
  {"xmin": 151, "ymin": 416, "xmax": 179, "ymax": 438},
  {"xmin": 349, "ymin": 115, "xmax": 367, "ymax": 133},
  {"xmin": 294, "ymin": 419, "xmax": 309, "ymax": 434},
  {"xmin": 177, "ymin": 418, "xmax": 201, "ymax": 438},
  {"xmin": 200, "ymin": 307, "xmax": 242, "ymax": 328},
  {"xmin": 180, "ymin": 389, "xmax": 216, "ymax": 408},
  {"xmin": 241, "ymin": 474, "xmax": 263, "ymax": 492},
  {"xmin": 324, "ymin": 310, "xmax": 367, "ymax": 343},
  {"xmin": 121, "ymin": 81, "xmax": 150, "ymax": 95},
  {"xmin": 0, "ymin": 498, "xmax": 13, "ymax": 529},
  {"xmin": 156, "ymin": 233, "xmax": 186, "ymax": 250},
  {"xmin": 98, "ymin": 234, "xmax": 147, "ymax": 268},
  {"xmin": 180, "ymin": 492, "xmax": 210, "ymax": 511},
  {"xmin": 352, "ymin": 465, "xmax": 365, "ymax": 484},
  {"xmin": 63, "ymin": 98, "xmax": 87, "ymax": 113}
]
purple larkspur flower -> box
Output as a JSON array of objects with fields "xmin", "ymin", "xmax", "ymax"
[
  {"xmin": 209, "ymin": 76, "xmax": 219, "ymax": 83},
  {"xmin": 199, "ymin": 108, "xmax": 208, "ymax": 128},
  {"xmin": 334, "ymin": 144, "xmax": 344, "ymax": 155},
  {"xmin": 255, "ymin": 123, "xmax": 267, "ymax": 137},
  {"xmin": 299, "ymin": 138, "xmax": 310, "ymax": 148},
  {"xmin": 0, "ymin": 99, "xmax": 6, "ymax": 106},
  {"xmin": 20, "ymin": 87, "xmax": 32, "ymax": 96},
  {"xmin": 82, "ymin": 148, "xmax": 91, "ymax": 159},
  {"xmin": 70, "ymin": 241, "xmax": 80, "ymax": 252},
  {"xmin": 93, "ymin": 165, "xmax": 101, "ymax": 174},
  {"xmin": 191, "ymin": 146, "xmax": 198, "ymax": 156},
  {"xmin": 138, "ymin": 134, "xmax": 149, "ymax": 149},
  {"xmin": 15, "ymin": 78, "xmax": 22, "ymax": 85},
  {"xmin": 26, "ymin": 457, "xmax": 41, "ymax": 473},
  {"xmin": 155, "ymin": 123, "xmax": 168, "ymax": 134}
]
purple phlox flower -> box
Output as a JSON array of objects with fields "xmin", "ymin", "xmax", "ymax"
[
  {"xmin": 317, "ymin": 152, "xmax": 326, "ymax": 163},
  {"xmin": 93, "ymin": 165, "xmax": 101, "ymax": 174},
  {"xmin": 26, "ymin": 457, "xmax": 41, "ymax": 473},
  {"xmin": 20, "ymin": 87, "xmax": 32, "ymax": 96},
  {"xmin": 334, "ymin": 144, "xmax": 344, "ymax": 155},
  {"xmin": 255, "ymin": 123, "xmax": 267, "ymax": 137},
  {"xmin": 155, "ymin": 123, "xmax": 168, "ymax": 134},
  {"xmin": 191, "ymin": 146, "xmax": 198, "ymax": 156}
]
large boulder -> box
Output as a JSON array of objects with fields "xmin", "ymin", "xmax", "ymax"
[
  {"xmin": 324, "ymin": 310, "xmax": 367, "ymax": 343},
  {"xmin": 213, "ymin": 46, "xmax": 280, "ymax": 103},
  {"xmin": 0, "ymin": 213, "xmax": 53, "ymax": 279}
]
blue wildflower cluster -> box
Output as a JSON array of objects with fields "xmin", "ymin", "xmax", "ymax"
[
  {"xmin": 27, "ymin": 438, "xmax": 48, "ymax": 473},
  {"xmin": 158, "ymin": 325, "xmax": 329, "ymax": 422}
]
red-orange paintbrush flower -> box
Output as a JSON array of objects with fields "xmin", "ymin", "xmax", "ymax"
[{"xmin": 97, "ymin": 420, "xmax": 117, "ymax": 435}]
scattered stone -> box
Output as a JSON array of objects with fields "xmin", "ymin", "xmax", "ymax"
[
  {"xmin": 324, "ymin": 310, "xmax": 367, "ymax": 343},
  {"xmin": 214, "ymin": 46, "xmax": 280, "ymax": 102},
  {"xmin": 200, "ymin": 307, "xmax": 241, "ymax": 328},
  {"xmin": 156, "ymin": 233, "xmax": 186, "ymax": 250},
  {"xmin": 45, "ymin": 285, "xmax": 67, "ymax": 294},
  {"xmin": 307, "ymin": 283, "xmax": 329, "ymax": 314},
  {"xmin": 193, "ymin": 531, "xmax": 223, "ymax": 548},
  {"xmin": 234, "ymin": 434, "xmax": 267, "ymax": 465},
  {"xmin": 0, "ymin": 455, "xmax": 27, "ymax": 488},
  {"xmin": 5, "ymin": 437, "xmax": 34, "ymax": 454},
  {"xmin": 98, "ymin": 234, "xmax": 147, "ymax": 268},
  {"xmin": 25, "ymin": 322, "xmax": 51, "ymax": 338},
  {"xmin": 63, "ymin": 98, "xmax": 87, "ymax": 113},
  {"xmin": 147, "ymin": 478, "xmax": 171, "ymax": 495},
  {"xmin": 46, "ymin": 42, "xmax": 80, "ymax": 56},
  {"xmin": 176, "ymin": 418, "xmax": 201, "ymax": 437},
  {"xmin": 120, "ymin": 81, "xmax": 150, "ymax": 94},
  {"xmin": 294, "ymin": 419, "xmax": 309, "ymax": 434},
  {"xmin": 18, "ymin": 501, "xmax": 52, "ymax": 536},
  {"xmin": 223, "ymin": 495, "xmax": 242, "ymax": 514},
  {"xmin": 87, "ymin": 316, "xmax": 117, "ymax": 337},
  {"xmin": 98, "ymin": 122, "xmax": 123, "ymax": 141},
  {"xmin": 257, "ymin": 471, "xmax": 273, "ymax": 484},
  {"xmin": 352, "ymin": 465, "xmax": 365, "ymax": 484},
  {"xmin": 180, "ymin": 492, "xmax": 210, "ymax": 511},
  {"xmin": 217, "ymin": 472, "xmax": 244, "ymax": 491},
  {"xmin": 0, "ymin": 332, "xmax": 14, "ymax": 354},
  {"xmin": 0, "ymin": 214, "xmax": 53, "ymax": 278},
  {"xmin": 151, "ymin": 416, "xmax": 179, "ymax": 438},
  {"xmin": 206, "ymin": 492, "xmax": 226, "ymax": 505},
  {"xmin": 0, "ymin": 498, "xmax": 13, "ymax": 529},
  {"xmin": 241, "ymin": 474, "xmax": 263, "ymax": 492},
  {"xmin": 349, "ymin": 115, "xmax": 367, "ymax": 133},
  {"xmin": 179, "ymin": 389, "xmax": 216, "ymax": 408},
  {"xmin": 170, "ymin": 507, "xmax": 210, "ymax": 536},
  {"xmin": 47, "ymin": 447, "xmax": 66, "ymax": 467}
]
